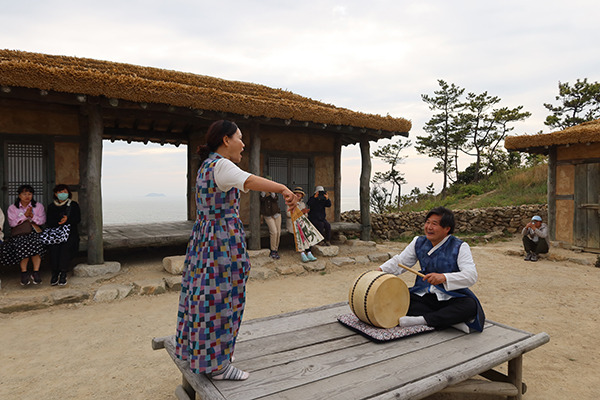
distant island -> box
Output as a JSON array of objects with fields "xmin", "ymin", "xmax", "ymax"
[{"xmin": 145, "ymin": 193, "xmax": 166, "ymax": 197}]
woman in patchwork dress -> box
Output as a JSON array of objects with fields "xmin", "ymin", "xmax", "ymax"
[{"xmin": 175, "ymin": 120, "xmax": 296, "ymax": 381}]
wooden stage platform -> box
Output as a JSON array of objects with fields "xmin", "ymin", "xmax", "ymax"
[{"xmin": 152, "ymin": 302, "xmax": 549, "ymax": 400}]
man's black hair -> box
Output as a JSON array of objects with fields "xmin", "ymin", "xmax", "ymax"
[{"xmin": 425, "ymin": 206, "xmax": 455, "ymax": 234}]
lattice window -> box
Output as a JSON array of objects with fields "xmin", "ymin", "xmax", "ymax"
[{"xmin": 6, "ymin": 143, "xmax": 45, "ymax": 200}]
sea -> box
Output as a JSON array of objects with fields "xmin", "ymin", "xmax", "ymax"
[
  {"xmin": 103, "ymin": 196, "xmax": 187, "ymax": 225},
  {"xmin": 103, "ymin": 195, "xmax": 360, "ymax": 225}
]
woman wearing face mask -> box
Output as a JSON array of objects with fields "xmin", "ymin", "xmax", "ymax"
[{"xmin": 45, "ymin": 184, "xmax": 81, "ymax": 286}]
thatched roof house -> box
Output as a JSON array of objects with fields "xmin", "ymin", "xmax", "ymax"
[
  {"xmin": 0, "ymin": 49, "xmax": 411, "ymax": 263},
  {"xmin": 505, "ymin": 119, "xmax": 600, "ymax": 252}
]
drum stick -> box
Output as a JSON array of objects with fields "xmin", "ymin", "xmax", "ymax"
[{"xmin": 398, "ymin": 263, "xmax": 427, "ymax": 278}]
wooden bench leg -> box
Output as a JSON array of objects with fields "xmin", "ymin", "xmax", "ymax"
[
  {"xmin": 507, "ymin": 355, "xmax": 523, "ymax": 400},
  {"xmin": 178, "ymin": 376, "xmax": 196, "ymax": 400}
]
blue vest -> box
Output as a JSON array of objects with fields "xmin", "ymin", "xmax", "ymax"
[{"xmin": 413, "ymin": 235, "xmax": 485, "ymax": 332}]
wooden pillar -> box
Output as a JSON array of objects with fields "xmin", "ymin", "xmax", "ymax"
[
  {"xmin": 86, "ymin": 103, "xmax": 104, "ymax": 265},
  {"xmin": 547, "ymin": 147, "xmax": 557, "ymax": 241},
  {"xmin": 359, "ymin": 136, "xmax": 371, "ymax": 241},
  {"xmin": 187, "ymin": 131, "xmax": 203, "ymax": 221},
  {"xmin": 248, "ymin": 123, "xmax": 261, "ymax": 250},
  {"xmin": 334, "ymin": 138, "xmax": 342, "ymax": 222}
]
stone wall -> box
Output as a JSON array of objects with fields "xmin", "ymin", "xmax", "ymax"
[{"xmin": 341, "ymin": 204, "xmax": 548, "ymax": 240}]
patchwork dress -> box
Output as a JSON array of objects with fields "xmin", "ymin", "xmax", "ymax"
[{"xmin": 175, "ymin": 153, "xmax": 250, "ymax": 374}]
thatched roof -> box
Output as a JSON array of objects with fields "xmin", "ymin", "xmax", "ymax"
[
  {"xmin": 505, "ymin": 119, "xmax": 600, "ymax": 152},
  {"xmin": 0, "ymin": 49, "xmax": 411, "ymax": 135}
]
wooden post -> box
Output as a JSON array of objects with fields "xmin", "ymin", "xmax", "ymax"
[
  {"xmin": 248, "ymin": 123, "xmax": 261, "ymax": 250},
  {"xmin": 547, "ymin": 147, "xmax": 557, "ymax": 241},
  {"xmin": 334, "ymin": 137, "xmax": 342, "ymax": 222},
  {"xmin": 187, "ymin": 131, "xmax": 203, "ymax": 221},
  {"xmin": 359, "ymin": 136, "xmax": 371, "ymax": 241},
  {"xmin": 86, "ymin": 103, "xmax": 104, "ymax": 265},
  {"xmin": 507, "ymin": 355, "xmax": 523, "ymax": 400}
]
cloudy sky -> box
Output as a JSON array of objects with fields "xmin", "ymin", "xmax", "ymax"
[{"xmin": 3, "ymin": 1, "xmax": 599, "ymax": 209}]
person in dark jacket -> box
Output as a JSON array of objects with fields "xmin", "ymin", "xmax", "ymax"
[
  {"xmin": 306, "ymin": 185, "xmax": 332, "ymax": 246},
  {"xmin": 46, "ymin": 184, "xmax": 81, "ymax": 286}
]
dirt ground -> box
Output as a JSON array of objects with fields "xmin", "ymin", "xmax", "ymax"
[{"xmin": 0, "ymin": 235, "xmax": 599, "ymax": 399}]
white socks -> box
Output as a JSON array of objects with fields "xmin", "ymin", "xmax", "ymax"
[
  {"xmin": 210, "ymin": 364, "xmax": 249, "ymax": 381},
  {"xmin": 399, "ymin": 316, "xmax": 426, "ymax": 327}
]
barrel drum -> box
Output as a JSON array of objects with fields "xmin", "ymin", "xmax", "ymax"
[{"xmin": 348, "ymin": 270, "xmax": 410, "ymax": 328}]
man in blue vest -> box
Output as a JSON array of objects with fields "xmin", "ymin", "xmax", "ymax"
[{"xmin": 378, "ymin": 207, "xmax": 485, "ymax": 333}]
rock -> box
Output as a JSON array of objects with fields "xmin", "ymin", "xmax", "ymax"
[
  {"xmin": 93, "ymin": 284, "xmax": 133, "ymax": 302},
  {"xmin": 346, "ymin": 240, "xmax": 377, "ymax": 247},
  {"xmin": 163, "ymin": 255, "xmax": 186, "ymax": 275},
  {"xmin": 134, "ymin": 279, "xmax": 166, "ymax": 295},
  {"xmin": 275, "ymin": 265, "xmax": 296, "ymax": 275},
  {"xmin": 353, "ymin": 255, "xmax": 371, "ymax": 264},
  {"xmin": 249, "ymin": 266, "xmax": 277, "ymax": 280},
  {"xmin": 303, "ymin": 261, "xmax": 326, "ymax": 272},
  {"xmin": 0, "ymin": 296, "xmax": 50, "ymax": 313},
  {"xmin": 333, "ymin": 234, "xmax": 347, "ymax": 245},
  {"xmin": 248, "ymin": 249, "xmax": 271, "ymax": 258},
  {"xmin": 51, "ymin": 289, "xmax": 90, "ymax": 305},
  {"xmin": 368, "ymin": 253, "xmax": 390, "ymax": 263},
  {"xmin": 312, "ymin": 245, "xmax": 339, "ymax": 257},
  {"xmin": 164, "ymin": 276, "xmax": 182, "ymax": 291},
  {"xmin": 291, "ymin": 265, "xmax": 306, "ymax": 275},
  {"xmin": 331, "ymin": 257, "xmax": 356, "ymax": 267},
  {"xmin": 250, "ymin": 257, "xmax": 274, "ymax": 268},
  {"xmin": 73, "ymin": 261, "xmax": 121, "ymax": 277}
]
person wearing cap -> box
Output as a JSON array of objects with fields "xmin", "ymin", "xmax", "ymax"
[
  {"xmin": 307, "ymin": 185, "xmax": 332, "ymax": 246},
  {"xmin": 286, "ymin": 187, "xmax": 317, "ymax": 262},
  {"xmin": 521, "ymin": 215, "xmax": 549, "ymax": 261}
]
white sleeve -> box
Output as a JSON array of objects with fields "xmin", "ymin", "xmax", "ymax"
[
  {"xmin": 443, "ymin": 242, "xmax": 478, "ymax": 291},
  {"xmin": 213, "ymin": 158, "xmax": 252, "ymax": 193},
  {"xmin": 379, "ymin": 237, "xmax": 420, "ymax": 275}
]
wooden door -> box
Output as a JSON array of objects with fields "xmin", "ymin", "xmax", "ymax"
[{"xmin": 574, "ymin": 162, "xmax": 600, "ymax": 251}]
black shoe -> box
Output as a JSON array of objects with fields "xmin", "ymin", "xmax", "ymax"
[
  {"xmin": 20, "ymin": 272, "xmax": 31, "ymax": 286},
  {"xmin": 530, "ymin": 253, "xmax": 538, "ymax": 262},
  {"xmin": 58, "ymin": 272, "xmax": 67, "ymax": 286},
  {"xmin": 50, "ymin": 273, "xmax": 60, "ymax": 286},
  {"xmin": 31, "ymin": 271, "xmax": 42, "ymax": 285},
  {"xmin": 524, "ymin": 252, "xmax": 532, "ymax": 261}
]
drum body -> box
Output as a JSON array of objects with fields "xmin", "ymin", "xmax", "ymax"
[{"xmin": 348, "ymin": 271, "xmax": 410, "ymax": 328}]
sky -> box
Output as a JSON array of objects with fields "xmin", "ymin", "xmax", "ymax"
[{"xmin": 3, "ymin": 1, "xmax": 600, "ymax": 209}]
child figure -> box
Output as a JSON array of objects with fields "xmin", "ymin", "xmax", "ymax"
[{"xmin": 287, "ymin": 187, "xmax": 320, "ymax": 262}]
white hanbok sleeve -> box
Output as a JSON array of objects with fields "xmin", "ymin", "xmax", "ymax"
[{"xmin": 213, "ymin": 158, "xmax": 252, "ymax": 193}]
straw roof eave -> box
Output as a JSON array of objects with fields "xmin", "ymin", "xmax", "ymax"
[
  {"xmin": 0, "ymin": 50, "xmax": 411, "ymax": 136},
  {"xmin": 505, "ymin": 119, "xmax": 600, "ymax": 151}
]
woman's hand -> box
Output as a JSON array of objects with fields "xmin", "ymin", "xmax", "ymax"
[
  {"xmin": 24, "ymin": 207, "xmax": 33, "ymax": 218},
  {"xmin": 282, "ymin": 188, "xmax": 297, "ymax": 207},
  {"xmin": 59, "ymin": 215, "xmax": 68, "ymax": 225}
]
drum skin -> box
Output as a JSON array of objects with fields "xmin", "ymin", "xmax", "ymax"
[{"xmin": 348, "ymin": 270, "xmax": 410, "ymax": 328}]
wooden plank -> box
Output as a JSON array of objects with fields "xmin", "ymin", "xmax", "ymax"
[
  {"xmin": 369, "ymin": 332, "xmax": 549, "ymax": 400},
  {"xmin": 235, "ymin": 322, "xmax": 364, "ymax": 363},
  {"xmin": 252, "ymin": 326, "xmax": 539, "ymax": 400},
  {"xmin": 162, "ymin": 336, "xmax": 227, "ymax": 400},
  {"xmin": 218, "ymin": 328, "xmax": 467, "ymax": 399},
  {"xmin": 440, "ymin": 378, "xmax": 518, "ymax": 396},
  {"xmin": 238, "ymin": 302, "xmax": 350, "ymax": 341}
]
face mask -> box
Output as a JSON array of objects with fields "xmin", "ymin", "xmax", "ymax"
[{"xmin": 57, "ymin": 192, "xmax": 69, "ymax": 201}]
